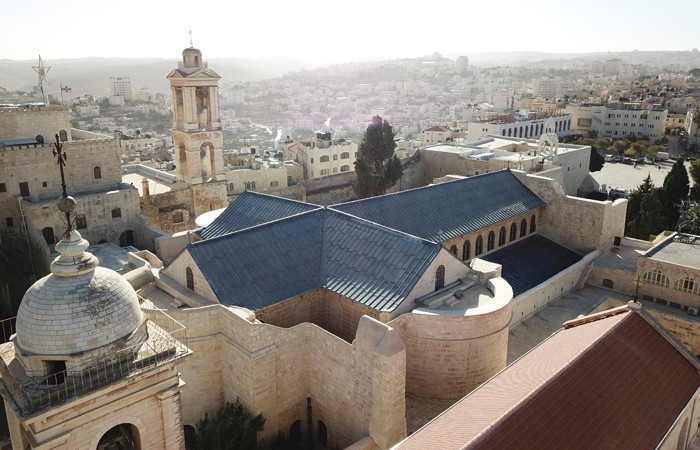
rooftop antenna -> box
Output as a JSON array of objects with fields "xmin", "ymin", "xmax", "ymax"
[
  {"xmin": 189, "ymin": 29, "xmax": 193, "ymax": 48},
  {"xmin": 32, "ymin": 55, "xmax": 51, "ymax": 105}
]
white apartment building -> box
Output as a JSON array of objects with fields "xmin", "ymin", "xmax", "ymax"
[
  {"xmin": 467, "ymin": 114, "xmax": 572, "ymax": 141},
  {"xmin": 455, "ymin": 56, "xmax": 469, "ymax": 75},
  {"xmin": 292, "ymin": 132, "xmax": 358, "ymax": 179},
  {"xmin": 567, "ymin": 103, "xmax": 667, "ymax": 141},
  {"xmin": 110, "ymin": 76, "xmax": 133, "ymax": 101}
]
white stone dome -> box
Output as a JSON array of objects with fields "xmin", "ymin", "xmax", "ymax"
[{"xmin": 15, "ymin": 229, "xmax": 143, "ymax": 356}]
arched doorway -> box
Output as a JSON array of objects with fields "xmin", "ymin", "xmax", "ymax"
[
  {"xmin": 183, "ymin": 425, "xmax": 196, "ymax": 450},
  {"xmin": 97, "ymin": 423, "xmax": 140, "ymax": 450},
  {"xmin": 119, "ymin": 230, "xmax": 135, "ymax": 247}
]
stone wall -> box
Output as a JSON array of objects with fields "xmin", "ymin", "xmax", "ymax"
[
  {"xmin": 225, "ymin": 166, "xmax": 289, "ymax": 196},
  {"xmin": 636, "ymin": 256, "xmax": 700, "ymax": 311},
  {"xmin": 301, "ymin": 171, "xmax": 357, "ymax": 205},
  {"xmin": 439, "ymin": 210, "xmax": 542, "ymax": 265},
  {"xmin": 0, "ymin": 106, "xmax": 71, "ymax": 143},
  {"xmin": 518, "ymin": 172, "xmax": 627, "ymax": 254},
  {"xmin": 165, "ymin": 305, "xmax": 406, "ymax": 449},
  {"xmin": 0, "ymin": 136, "xmax": 123, "ymax": 242},
  {"xmin": 510, "ymin": 250, "xmax": 598, "ymax": 327},
  {"xmin": 389, "ymin": 278, "xmax": 512, "ymax": 401},
  {"xmin": 162, "ymin": 249, "xmax": 219, "ymax": 303},
  {"xmin": 256, "ymin": 289, "xmax": 387, "ymax": 343}
]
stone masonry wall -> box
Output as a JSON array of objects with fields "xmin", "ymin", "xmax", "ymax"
[
  {"xmin": 166, "ymin": 305, "xmax": 407, "ymax": 449},
  {"xmin": 0, "ymin": 106, "xmax": 71, "ymax": 143},
  {"xmin": 636, "ymin": 257, "xmax": 700, "ymax": 310},
  {"xmin": 162, "ymin": 249, "xmax": 219, "ymax": 303}
]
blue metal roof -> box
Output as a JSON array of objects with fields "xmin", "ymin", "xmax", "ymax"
[
  {"xmin": 332, "ymin": 170, "xmax": 545, "ymax": 242},
  {"xmin": 188, "ymin": 208, "xmax": 441, "ymax": 312},
  {"xmin": 481, "ymin": 234, "xmax": 582, "ymax": 297},
  {"xmin": 198, "ymin": 190, "xmax": 320, "ymax": 240}
]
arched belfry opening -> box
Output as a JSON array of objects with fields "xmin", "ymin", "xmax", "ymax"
[{"xmin": 97, "ymin": 423, "xmax": 141, "ymax": 450}]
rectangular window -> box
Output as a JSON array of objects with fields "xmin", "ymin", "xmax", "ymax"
[
  {"xmin": 5, "ymin": 217, "xmax": 13, "ymax": 227},
  {"xmin": 0, "ymin": 183, "xmax": 5, "ymax": 192},
  {"xmin": 19, "ymin": 182, "xmax": 29, "ymax": 197},
  {"xmin": 42, "ymin": 181, "xmax": 47, "ymax": 187}
]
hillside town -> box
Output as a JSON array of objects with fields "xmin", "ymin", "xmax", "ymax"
[{"xmin": 0, "ymin": 39, "xmax": 699, "ymax": 450}]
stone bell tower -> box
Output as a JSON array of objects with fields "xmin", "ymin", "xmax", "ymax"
[{"xmin": 167, "ymin": 45, "xmax": 225, "ymax": 186}]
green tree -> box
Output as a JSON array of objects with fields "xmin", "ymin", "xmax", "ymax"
[
  {"xmin": 589, "ymin": 147, "xmax": 605, "ymax": 172},
  {"xmin": 678, "ymin": 205, "xmax": 700, "ymax": 234},
  {"xmin": 689, "ymin": 159, "xmax": 700, "ymax": 200},
  {"xmin": 627, "ymin": 190, "xmax": 665, "ymax": 239},
  {"xmin": 625, "ymin": 174, "xmax": 656, "ymax": 232},
  {"xmin": 661, "ymin": 158, "xmax": 690, "ymax": 230},
  {"xmin": 194, "ymin": 400, "xmax": 265, "ymax": 450},
  {"xmin": 643, "ymin": 145, "xmax": 664, "ymax": 161},
  {"xmin": 354, "ymin": 116, "xmax": 402, "ymax": 198}
]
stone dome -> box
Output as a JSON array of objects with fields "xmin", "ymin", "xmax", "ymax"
[{"xmin": 15, "ymin": 229, "xmax": 143, "ymax": 356}]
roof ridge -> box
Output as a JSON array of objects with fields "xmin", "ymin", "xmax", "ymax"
[
  {"xmin": 328, "ymin": 208, "xmax": 441, "ymax": 248},
  {"xmin": 191, "ymin": 207, "xmax": 323, "ymax": 247}
]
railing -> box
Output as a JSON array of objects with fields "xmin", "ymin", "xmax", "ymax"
[
  {"xmin": 0, "ymin": 317, "xmax": 15, "ymax": 344},
  {"xmin": 0, "ymin": 309, "xmax": 188, "ymax": 418}
]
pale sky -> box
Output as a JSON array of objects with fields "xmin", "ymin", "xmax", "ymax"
[{"xmin": 3, "ymin": 0, "xmax": 699, "ymax": 64}]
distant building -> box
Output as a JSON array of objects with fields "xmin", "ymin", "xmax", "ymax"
[
  {"xmin": 567, "ymin": 103, "xmax": 667, "ymax": 141},
  {"xmin": 288, "ymin": 132, "xmax": 357, "ymax": 179},
  {"xmin": 454, "ymin": 56, "xmax": 469, "ymax": 75},
  {"xmin": 466, "ymin": 113, "xmax": 571, "ymax": 141},
  {"xmin": 420, "ymin": 125, "xmax": 452, "ymax": 146},
  {"xmin": 109, "ymin": 76, "xmax": 133, "ymax": 101}
]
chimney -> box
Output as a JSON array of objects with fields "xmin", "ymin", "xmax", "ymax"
[{"xmin": 141, "ymin": 177, "xmax": 150, "ymax": 203}]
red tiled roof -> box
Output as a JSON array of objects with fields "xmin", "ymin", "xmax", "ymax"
[{"xmin": 396, "ymin": 308, "xmax": 700, "ymax": 450}]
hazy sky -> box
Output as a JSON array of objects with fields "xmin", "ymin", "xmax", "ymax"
[{"xmin": 3, "ymin": 0, "xmax": 699, "ymax": 64}]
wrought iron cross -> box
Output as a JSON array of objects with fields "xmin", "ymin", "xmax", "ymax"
[{"xmin": 53, "ymin": 134, "xmax": 72, "ymax": 230}]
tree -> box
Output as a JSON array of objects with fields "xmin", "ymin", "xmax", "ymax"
[
  {"xmin": 194, "ymin": 400, "xmax": 265, "ymax": 450},
  {"xmin": 354, "ymin": 116, "xmax": 402, "ymax": 198},
  {"xmin": 661, "ymin": 158, "xmax": 690, "ymax": 230},
  {"xmin": 644, "ymin": 145, "xmax": 664, "ymax": 161},
  {"xmin": 689, "ymin": 159, "xmax": 700, "ymax": 200},
  {"xmin": 678, "ymin": 205, "xmax": 700, "ymax": 234},
  {"xmin": 589, "ymin": 147, "xmax": 604, "ymax": 172},
  {"xmin": 627, "ymin": 190, "xmax": 665, "ymax": 240}
]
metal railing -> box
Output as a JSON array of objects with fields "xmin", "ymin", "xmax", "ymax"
[{"xmin": 0, "ymin": 309, "xmax": 188, "ymax": 417}]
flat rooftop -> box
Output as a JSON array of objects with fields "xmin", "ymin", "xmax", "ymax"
[
  {"xmin": 122, "ymin": 173, "xmax": 172, "ymax": 195},
  {"xmin": 645, "ymin": 233, "xmax": 700, "ymax": 268}
]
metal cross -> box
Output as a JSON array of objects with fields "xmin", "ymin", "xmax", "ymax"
[{"xmin": 52, "ymin": 134, "xmax": 72, "ymax": 230}]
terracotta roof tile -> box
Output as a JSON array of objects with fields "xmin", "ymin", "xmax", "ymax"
[{"xmin": 396, "ymin": 309, "xmax": 700, "ymax": 449}]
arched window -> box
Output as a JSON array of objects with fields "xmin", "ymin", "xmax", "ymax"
[
  {"xmin": 251, "ymin": 181, "xmax": 256, "ymax": 190},
  {"xmin": 186, "ymin": 267, "xmax": 194, "ymax": 291},
  {"xmin": 530, "ymin": 215, "xmax": 536, "ymax": 233},
  {"xmin": 435, "ymin": 265, "xmax": 445, "ymax": 291},
  {"xmin": 487, "ymin": 231, "xmax": 495, "ymax": 251},
  {"xmin": 602, "ymin": 279, "xmax": 614, "ymax": 289},
  {"xmin": 333, "ymin": 154, "xmax": 338, "ymax": 160},
  {"xmin": 340, "ymin": 165, "xmax": 350, "ymax": 172},
  {"xmin": 449, "ymin": 245, "xmax": 458, "ymax": 256},
  {"xmin": 340, "ymin": 152, "xmax": 350, "ymax": 159},
  {"xmin": 76, "ymin": 214, "xmax": 87, "ymax": 229},
  {"xmin": 59, "ymin": 130, "xmax": 68, "ymax": 142},
  {"xmin": 173, "ymin": 211, "xmax": 184, "ymax": 223},
  {"xmin": 42, "ymin": 227, "xmax": 55, "ymax": 245},
  {"xmin": 35, "ymin": 135, "xmax": 44, "ymax": 144},
  {"xmin": 93, "ymin": 166, "xmax": 102, "ymax": 180},
  {"xmin": 320, "ymin": 155, "xmax": 330, "ymax": 163},
  {"xmin": 289, "ymin": 420, "xmax": 302, "ymax": 443},
  {"xmin": 228, "ymin": 183, "xmax": 234, "ymax": 192},
  {"xmin": 510, "ymin": 223, "xmax": 517, "ymax": 241},
  {"xmin": 317, "ymin": 420, "xmax": 328, "ymax": 448},
  {"xmin": 530, "ymin": 125, "xmax": 534, "ymax": 136},
  {"xmin": 498, "ymin": 226, "xmax": 506, "ymax": 246},
  {"xmin": 475, "ymin": 235, "xmax": 483, "ymax": 256},
  {"xmin": 674, "ymin": 277, "xmax": 700, "ymax": 295},
  {"xmin": 462, "ymin": 240, "xmax": 471, "ymax": 261},
  {"xmin": 520, "ymin": 218, "xmax": 527, "ymax": 237},
  {"xmin": 502, "ymin": 129, "xmax": 506, "ymax": 136},
  {"xmin": 642, "ymin": 270, "xmax": 669, "ymax": 287},
  {"xmin": 184, "ymin": 425, "xmax": 197, "ymax": 450},
  {"xmin": 519, "ymin": 126, "xmax": 523, "ymax": 138},
  {"xmin": 111, "ymin": 207, "xmax": 121, "ymax": 218}
]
